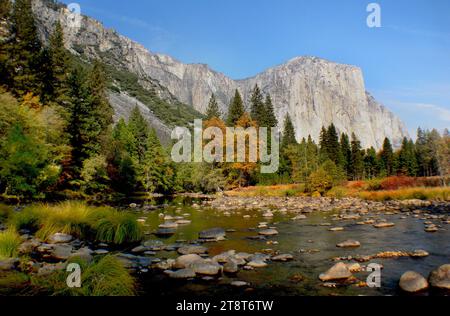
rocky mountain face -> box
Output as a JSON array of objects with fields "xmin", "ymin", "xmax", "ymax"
[{"xmin": 32, "ymin": 0, "xmax": 408, "ymax": 149}]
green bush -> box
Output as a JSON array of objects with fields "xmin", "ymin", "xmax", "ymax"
[{"xmin": 306, "ymin": 168, "xmax": 333, "ymax": 195}]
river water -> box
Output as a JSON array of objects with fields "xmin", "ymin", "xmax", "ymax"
[{"xmin": 129, "ymin": 197, "xmax": 450, "ymax": 297}]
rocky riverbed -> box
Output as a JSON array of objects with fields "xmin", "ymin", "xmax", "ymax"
[{"xmin": 1, "ymin": 196, "xmax": 449, "ymax": 296}]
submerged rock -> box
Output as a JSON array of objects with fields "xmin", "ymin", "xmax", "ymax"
[
  {"xmin": 199, "ymin": 228, "xmax": 226, "ymax": 241},
  {"xmin": 168, "ymin": 268, "xmax": 196, "ymax": 279},
  {"xmin": 337, "ymin": 240, "xmax": 361, "ymax": 248},
  {"xmin": 399, "ymin": 271, "xmax": 429, "ymax": 293},
  {"xmin": 258, "ymin": 229, "xmax": 279, "ymax": 236},
  {"xmin": 177, "ymin": 245, "xmax": 208, "ymax": 255},
  {"xmin": 373, "ymin": 222, "xmax": 395, "ymax": 228},
  {"xmin": 272, "ymin": 254, "xmax": 294, "ymax": 262},
  {"xmin": 231, "ymin": 281, "xmax": 249, "ymax": 287}
]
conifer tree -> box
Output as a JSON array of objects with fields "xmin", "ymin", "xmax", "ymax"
[
  {"xmin": 6, "ymin": 0, "xmax": 42, "ymax": 96},
  {"xmin": 206, "ymin": 93, "xmax": 221, "ymax": 119},
  {"xmin": 379, "ymin": 137, "xmax": 394, "ymax": 176},
  {"xmin": 264, "ymin": 94, "xmax": 278, "ymax": 128},
  {"xmin": 226, "ymin": 90, "xmax": 245, "ymax": 126},
  {"xmin": 326, "ymin": 124, "xmax": 344, "ymax": 167},
  {"xmin": 141, "ymin": 129, "xmax": 174, "ymax": 193},
  {"xmin": 281, "ymin": 114, "xmax": 297, "ymax": 149},
  {"xmin": 128, "ymin": 106, "xmax": 149, "ymax": 163},
  {"xmin": 48, "ymin": 21, "xmax": 71, "ymax": 104},
  {"xmin": 0, "ymin": 0, "xmax": 11, "ymax": 84},
  {"xmin": 249, "ymin": 84, "xmax": 265, "ymax": 126},
  {"xmin": 364, "ymin": 147, "xmax": 378, "ymax": 179},
  {"xmin": 350, "ymin": 133, "xmax": 364, "ymax": 180},
  {"xmin": 340, "ymin": 133, "xmax": 352, "ymax": 178},
  {"xmin": 398, "ymin": 137, "xmax": 418, "ymax": 176},
  {"xmin": 0, "ymin": 0, "xmax": 11, "ymax": 19}
]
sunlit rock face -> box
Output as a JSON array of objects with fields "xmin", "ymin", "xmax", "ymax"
[{"xmin": 33, "ymin": 0, "xmax": 408, "ymax": 149}]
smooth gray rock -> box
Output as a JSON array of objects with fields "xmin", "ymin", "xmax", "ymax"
[
  {"xmin": 168, "ymin": 268, "xmax": 196, "ymax": 279},
  {"xmin": 199, "ymin": 228, "xmax": 226, "ymax": 241}
]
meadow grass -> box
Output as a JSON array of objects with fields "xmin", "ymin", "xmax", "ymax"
[
  {"xmin": 357, "ymin": 187, "xmax": 450, "ymax": 201},
  {"xmin": 9, "ymin": 201, "xmax": 143, "ymax": 245},
  {"xmin": 0, "ymin": 228, "xmax": 21, "ymax": 259},
  {"xmin": 226, "ymin": 184, "xmax": 306, "ymax": 197}
]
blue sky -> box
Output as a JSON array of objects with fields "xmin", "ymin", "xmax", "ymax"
[{"xmin": 62, "ymin": 0, "xmax": 450, "ymax": 137}]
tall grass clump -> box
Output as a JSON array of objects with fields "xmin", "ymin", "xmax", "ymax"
[
  {"xmin": 0, "ymin": 228, "xmax": 21, "ymax": 259},
  {"xmin": 31, "ymin": 255, "xmax": 136, "ymax": 296},
  {"xmin": 34, "ymin": 201, "xmax": 92, "ymax": 240},
  {"xmin": 8, "ymin": 201, "xmax": 142, "ymax": 245},
  {"xmin": 9, "ymin": 206, "xmax": 42, "ymax": 232},
  {"xmin": 93, "ymin": 211, "xmax": 142, "ymax": 245}
]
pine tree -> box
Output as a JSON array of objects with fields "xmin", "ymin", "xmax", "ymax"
[
  {"xmin": 264, "ymin": 94, "xmax": 278, "ymax": 128},
  {"xmin": 66, "ymin": 62, "xmax": 113, "ymax": 176},
  {"xmin": 206, "ymin": 93, "xmax": 221, "ymax": 119},
  {"xmin": 340, "ymin": 133, "xmax": 352, "ymax": 178},
  {"xmin": 0, "ymin": 0, "xmax": 11, "ymax": 84},
  {"xmin": 281, "ymin": 114, "xmax": 297, "ymax": 149},
  {"xmin": 128, "ymin": 106, "xmax": 149, "ymax": 163},
  {"xmin": 398, "ymin": 137, "xmax": 418, "ymax": 176},
  {"xmin": 226, "ymin": 90, "xmax": 245, "ymax": 126},
  {"xmin": 350, "ymin": 133, "xmax": 364, "ymax": 180},
  {"xmin": 379, "ymin": 137, "xmax": 394, "ymax": 176},
  {"xmin": 141, "ymin": 129, "xmax": 174, "ymax": 193},
  {"xmin": 319, "ymin": 127, "xmax": 328, "ymax": 162},
  {"xmin": 249, "ymin": 84, "xmax": 265, "ymax": 126},
  {"xmin": 0, "ymin": 0, "xmax": 11, "ymax": 19},
  {"xmin": 6, "ymin": 0, "xmax": 42, "ymax": 96},
  {"xmin": 48, "ymin": 21, "xmax": 71, "ymax": 104},
  {"xmin": 326, "ymin": 124, "xmax": 344, "ymax": 167},
  {"xmin": 364, "ymin": 147, "xmax": 378, "ymax": 179}
]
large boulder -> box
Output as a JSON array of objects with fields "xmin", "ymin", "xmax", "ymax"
[
  {"xmin": 319, "ymin": 262, "xmax": 352, "ymax": 281},
  {"xmin": 168, "ymin": 268, "xmax": 196, "ymax": 279},
  {"xmin": 399, "ymin": 271, "xmax": 429, "ymax": 293},
  {"xmin": 429, "ymin": 264, "xmax": 450, "ymax": 290}
]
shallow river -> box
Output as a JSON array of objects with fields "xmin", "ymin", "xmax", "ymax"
[{"xmin": 128, "ymin": 197, "xmax": 449, "ymax": 297}]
